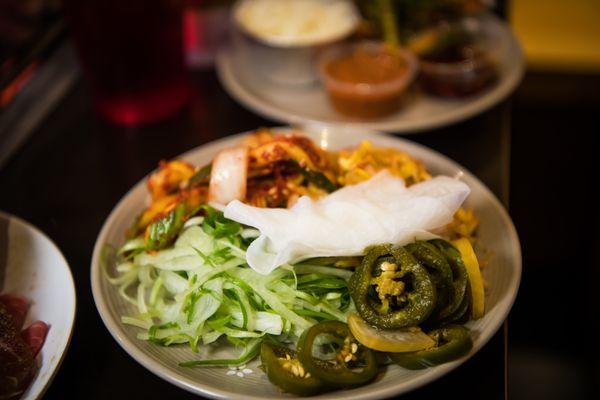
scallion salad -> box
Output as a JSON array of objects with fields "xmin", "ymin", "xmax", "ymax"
[
  {"xmin": 104, "ymin": 131, "xmax": 484, "ymax": 396},
  {"xmin": 105, "ymin": 206, "xmax": 354, "ymax": 367}
]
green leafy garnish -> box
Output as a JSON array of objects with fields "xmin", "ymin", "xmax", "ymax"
[
  {"xmin": 201, "ymin": 205, "xmax": 242, "ymax": 238},
  {"xmin": 179, "ymin": 338, "xmax": 263, "ymax": 367},
  {"xmin": 188, "ymin": 164, "xmax": 212, "ymax": 186},
  {"xmin": 285, "ymin": 160, "xmax": 338, "ymax": 193},
  {"xmin": 146, "ymin": 203, "xmax": 187, "ymax": 250}
]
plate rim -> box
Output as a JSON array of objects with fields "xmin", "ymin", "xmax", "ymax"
[
  {"xmin": 90, "ymin": 127, "xmax": 521, "ymax": 399},
  {"xmin": 0, "ymin": 210, "xmax": 77, "ymax": 400},
  {"xmin": 215, "ymin": 13, "xmax": 525, "ymax": 134}
]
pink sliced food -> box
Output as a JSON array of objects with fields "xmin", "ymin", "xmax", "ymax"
[
  {"xmin": 20, "ymin": 321, "xmax": 48, "ymax": 357},
  {"xmin": 0, "ymin": 295, "xmax": 29, "ymax": 329},
  {"xmin": 0, "ymin": 295, "xmax": 49, "ymax": 400}
]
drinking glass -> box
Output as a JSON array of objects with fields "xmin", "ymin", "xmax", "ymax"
[{"xmin": 65, "ymin": 0, "xmax": 191, "ymax": 125}]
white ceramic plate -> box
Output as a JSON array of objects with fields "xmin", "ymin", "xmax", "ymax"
[
  {"xmin": 91, "ymin": 125, "xmax": 521, "ymax": 399},
  {"xmin": 216, "ymin": 14, "xmax": 524, "ymax": 134},
  {"xmin": 0, "ymin": 211, "xmax": 76, "ymax": 399}
]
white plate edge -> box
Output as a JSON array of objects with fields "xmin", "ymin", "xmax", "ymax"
[{"xmin": 0, "ymin": 210, "xmax": 77, "ymax": 400}]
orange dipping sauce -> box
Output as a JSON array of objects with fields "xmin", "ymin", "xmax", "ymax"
[
  {"xmin": 326, "ymin": 48, "xmax": 408, "ymax": 85},
  {"xmin": 319, "ymin": 43, "xmax": 417, "ymax": 119}
]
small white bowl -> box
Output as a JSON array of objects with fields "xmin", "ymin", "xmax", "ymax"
[{"xmin": 231, "ymin": 0, "xmax": 360, "ymax": 86}]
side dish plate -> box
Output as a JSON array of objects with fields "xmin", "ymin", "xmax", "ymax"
[
  {"xmin": 216, "ymin": 14, "xmax": 524, "ymax": 134},
  {"xmin": 91, "ymin": 125, "xmax": 520, "ymax": 399},
  {"xmin": 0, "ymin": 211, "xmax": 76, "ymax": 400}
]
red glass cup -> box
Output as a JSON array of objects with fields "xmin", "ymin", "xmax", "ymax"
[{"xmin": 64, "ymin": 0, "xmax": 191, "ymax": 125}]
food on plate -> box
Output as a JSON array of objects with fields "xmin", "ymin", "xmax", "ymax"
[
  {"xmin": 452, "ymin": 238, "xmax": 484, "ymax": 318},
  {"xmin": 355, "ymin": 0, "xmax": 488, "ymax": 45},
  {"xmin": 106, "ymin": 129, "xmax": 485, "ymax": 396},
  {"xmin": 208, "ymin": 147, "xmax": 249, "ymax": 205},
  {"xmin": 389, "ymin": 325, "xmax": 472, "ymax": 369},
  {"xmin": 296, "ymin": 321, "xmax": 378, "ymax": 388},
  {"xmin": 410, "ymin": 23, "xmax": 497, "ymax": 97},
  {"xmin": 318, "ymin": 42, "xmax": 417, "ymax": 118},
  {"xmin": 311, "ymin": 0, "xmax": 496, "ymax": 112},
  {"xmin": 234, "ymin": 0, "xmax": 359, "ymax": 47},
  {"xmin": 0, "ymin": 295, "xmax": 49, "ymax": 400},
  {"xmin": 225, "ymin": 172, "xmax": 469, "ymax": 274},
  {"xmin": 347, "ymin": 313, "xmax": 435, "ymax": 353},
  {"xmin": 337, "ymin": 139, "xmax": 431, "ymax": 185},
  {"xmin": 260, "ymin": 341, "xmax": 326, "ymax": 396}
]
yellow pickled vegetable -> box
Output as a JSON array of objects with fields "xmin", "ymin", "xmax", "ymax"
[
  {"xmin": 452, "ymin": 238, "xmax": 485, "ymax": 319},
  {"xmin": 348, "ymin": 314, "xmax": 435, "ymax": 353}
]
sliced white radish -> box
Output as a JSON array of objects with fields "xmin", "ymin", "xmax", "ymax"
[
  {"xmin": 208, "ymin": 147, "xmax": 249, "ymax": 205},
  {"xmin": 224, "ymin": 172, "xmax": 470, "ymax": 275}
]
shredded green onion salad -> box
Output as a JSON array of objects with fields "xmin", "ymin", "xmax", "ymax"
[{"xmin": 103, "ymin": 206, "xmax": 354, "ymax": 367}]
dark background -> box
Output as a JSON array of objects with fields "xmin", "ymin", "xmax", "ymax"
[{"xmin": 507, "ymin": 72, "xmax": 599, "ymax": 399}]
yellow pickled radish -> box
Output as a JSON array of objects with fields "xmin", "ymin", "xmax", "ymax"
[
  {"xmin": 452, "ymin": 238, "xmax": 485, "ymax": 319},
  {"xmin": 348, "ymin": 314, "xmax": 435, "ymax": 353}
]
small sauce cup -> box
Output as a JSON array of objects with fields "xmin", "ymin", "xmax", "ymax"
[
  {"xmin": 413, "ymin": 18, "xmax": 500, "ymax": 98},
  {"xmin": 318, "ymin": 42, "xmax": 418, "ymax": 119}
]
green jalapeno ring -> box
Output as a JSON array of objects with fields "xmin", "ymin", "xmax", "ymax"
[
  {"xmin": 350, "ymin": 244, "xmax": 436, "ymax": 329},
  {"xmin": 429, "ymin": 240, "xmax": 469, "ymax": 320},
  {"xmin": 405, "ymin": 241, "xmax": 453, "ymax": 286},
  {"xmin": 297, "ymin": 321, "xmax": 378, "ymax": 387},
  {"xmin": 406, "ymin": 241, "xmax": 454, "ymax": 320},
  {"xmin": 436, "ymin": 285, "xmax": 471, "ymax": 326},
  {"xmin": 348, "ymin": 244, "xmax": 392, "ymax": 319},
  {"xmin": 260, "ymin": 342, "xmax": 326, "ymax": 396},
  {"xmin": 390, "ymin": 325, "xmax": 473, "ymax": 370}
]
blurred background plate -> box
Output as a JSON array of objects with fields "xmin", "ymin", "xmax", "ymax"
[
  {"xmin": 0, "ymin": 211, "xmax": 76, "ymax": 400},
  {"xmin": 91, "ymin": 125, "xmax": 521, "ymax": 399},
  {"xmin": 216, "ymin": 14, "xmax": 524, "ymax": 134}
]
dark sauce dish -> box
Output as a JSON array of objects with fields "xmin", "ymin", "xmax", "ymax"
[{"xmin": 411, "ymin": 18, "xmax": 499, "ymax": 98}]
